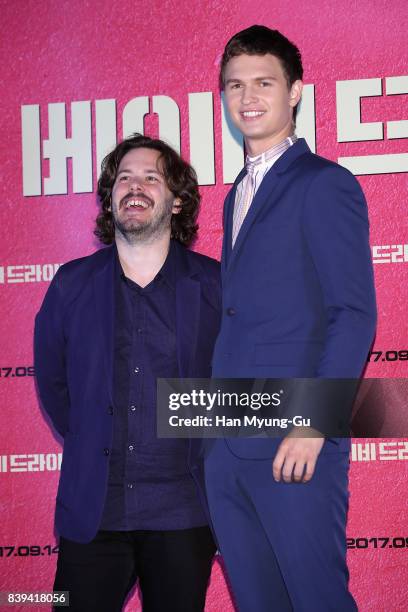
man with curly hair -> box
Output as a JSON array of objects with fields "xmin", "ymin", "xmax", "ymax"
[{"xmin": 35, "ymin": 134, "xmax": 220, "ymax": 612}]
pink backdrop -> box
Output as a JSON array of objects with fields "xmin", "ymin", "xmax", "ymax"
[{"xmin": 1, "ymin": 1, "xmax": 407, "ymax": 610}]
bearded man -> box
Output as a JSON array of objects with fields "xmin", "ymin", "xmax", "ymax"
[{"xmin": 35, "ymin": 134, "xmax": 220, "ymax": 612}]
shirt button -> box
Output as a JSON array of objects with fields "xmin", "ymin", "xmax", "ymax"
[
  {"xmin": 103, "ymin": 448, "xmax": 110, "ymax": 456},
  {"xmin": 134, "ymin": 367, "xmax": 140, "ymax": 373},
  {"xmin": 130, "ymin": 405, "xmax": 137, "ymax": 412},
  {"xmin": 107, "ymin": 406, "xmax": 113, "ymax": 415},
  {"xmin": 226, "ymin": 307, "xmax": 236, "ymax": 316},
  {"xmin": 127, "ymin": 483, "xmax": 134, "ymax": 489},
  {"xmin": 137, "ymin": 328, "xmax": 143, "ymax": 334},
  {"xmin": 128, "ymin": 444, "xmax": 134, "ymax": 452}
]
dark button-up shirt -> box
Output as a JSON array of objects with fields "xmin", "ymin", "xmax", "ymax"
[{"xmin": 100, "ymin": 242, "xmax": 207, "ymax": 530}]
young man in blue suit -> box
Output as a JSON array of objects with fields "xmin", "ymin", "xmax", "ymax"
[
  {"xmin": 34, "ymin": 134, "xmax": 220, "ymax": 612},
  {"xmin": 204, "ymin": 26, "xmax": 377, "ymax": 611}
]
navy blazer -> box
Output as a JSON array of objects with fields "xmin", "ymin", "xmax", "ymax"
[
  {"xmin": 34, "ymin": 241, "xmax": 221, "ymax": 542},
  {"xmin": 212, "ymin": 138, "xmax": 377, "ymax": 458}
]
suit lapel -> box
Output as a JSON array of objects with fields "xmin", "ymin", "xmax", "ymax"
[
  {"xmin": 225, "ymin": 139, "xmax": 311, "ymax": 277},
  {"xmin": 226, "ymin": 167, "xmax": 280, "ymax": 275},
  {"xmin": 174, "ymin": 242, "xmax": 201, "ymax": 378},
  {"xmin": 176, "ymin": 277, "xmax": 200, "ymax": 378},
  {"xmin": 92, "ymin": 246, "xmax": 116, "ymax": 402},
  {"xmin": 222, "ymin": 167, "xmax": 246, "ymax": 276}
]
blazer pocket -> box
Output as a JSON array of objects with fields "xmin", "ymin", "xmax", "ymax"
[{"xmin": 254, "ymin": 341, "xmax": 323, "ymax": 367}]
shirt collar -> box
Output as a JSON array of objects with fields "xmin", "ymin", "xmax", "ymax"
[
  {"xmin": 246, "ymin": 134, "xmax": 297, "ymax": 168},
  {"xmin": 114, "ymin": 239, "xmax": 177, "ymax": 290}
]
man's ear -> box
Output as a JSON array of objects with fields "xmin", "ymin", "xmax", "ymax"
[
  {"xmin": 289, "ymin": 80, "xmax": 303, "ymax": 108},
  {"xmin": 172, "ymin": 198, "xmax": 182, "ymax": 215}
]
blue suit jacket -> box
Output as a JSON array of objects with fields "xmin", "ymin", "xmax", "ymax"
[
  {"xmin": 34, "ymin": 241, "xmax": 221, "ymax": 542},
  {"xmin": 212, "ymin": 138, "xmax": 377, "ymax": 458}
]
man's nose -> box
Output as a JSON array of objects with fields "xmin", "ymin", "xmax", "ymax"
[
  {"xmin": 129, "ymin": 177, "xmax": 144, "ymax": 191},
  {"xmin": 241, "ymin": 86, "xmax": 258, "ymax": 104}
]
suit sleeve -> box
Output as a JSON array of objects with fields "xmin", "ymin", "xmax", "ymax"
[
  {"xmin": 303, "ymin": 165, "xmax": 377, "ymax": 377},
  {"xmin": 34, "ymin": 270, "xmax": 70, "ymax": 437}
]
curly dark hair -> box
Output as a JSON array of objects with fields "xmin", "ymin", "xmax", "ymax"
[
  {"xmin": 95, "ymin": 134, "xmax": 199, "ymax": 246},
  {"xmin": 219, "ymin": 25, "xmax": 303, "ymax": 122}
]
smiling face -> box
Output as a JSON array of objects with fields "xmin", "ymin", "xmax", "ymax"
[
  {"xmin": 111, "ymin": 147, "xmax": 180, "ymax": 244},
  {"xmin": 223, "ymin": 53, "xmax": 302, "ymax": 156}
]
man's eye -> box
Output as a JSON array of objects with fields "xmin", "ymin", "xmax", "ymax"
[
  {"xmin": 260, "ymin": 81, "xmax": 271, "ymax": 87},
  {"xmin": 118, "ymin": 175, "xmax": 129, "ymax": 182},
  {"xmin": 231, "ymin": 83, "xmax": 242, "ymax": 89},
  {"xmin": 146, "ymin": 175, "xmax": 158, "ymax": 182}
]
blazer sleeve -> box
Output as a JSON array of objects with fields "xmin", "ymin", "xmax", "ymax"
[
  {"xmin": 302, "ymin": 165, "xmax": 377, "ymax": 377},
  {"xmin": 34, "ymin": 269, "xmax": 70, "ymax": 437}
]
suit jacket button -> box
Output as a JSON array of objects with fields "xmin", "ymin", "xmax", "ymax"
[
  {"xmin": 103, "ymin": 448, "xmax": 110, "ymax": 456},
  {"xmin": 107, "ymin": 406, "xmax": 113, "ymax": 415},
  {"xmin": 226, "ymin": 307, "xmax": 236, "ymax": 316}
]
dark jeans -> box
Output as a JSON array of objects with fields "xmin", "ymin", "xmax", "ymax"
[{"xmin": 54, "ymin": 527, "xmax": 216, "ymax": 612}]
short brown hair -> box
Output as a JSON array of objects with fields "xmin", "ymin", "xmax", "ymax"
[{"xmin": 95, "ymin": 134, "xmax": 199, "ymax": 246}]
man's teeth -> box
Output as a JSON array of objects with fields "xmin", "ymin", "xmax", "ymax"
[
  {"xmin": 125, "ymin": 199, "xmax": 149, "ymax": 209},
  {"xmin": 242, "ymin": 111, "xmax": 264, "ymax": 117}
]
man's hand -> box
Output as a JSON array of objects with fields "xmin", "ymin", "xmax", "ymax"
[{"xmin": 272, "ymin": 427, "xmax": 325, "ymax": 483}]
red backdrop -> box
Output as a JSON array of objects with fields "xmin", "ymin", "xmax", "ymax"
[{"xmin": 1, "ymin": 1, "xmax": 407, "ymax": 610}]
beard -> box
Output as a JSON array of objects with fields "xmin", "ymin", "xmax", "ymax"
[{"xmin": 113, "ymin": 193, "xmax": 173, "ymax": 244}]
